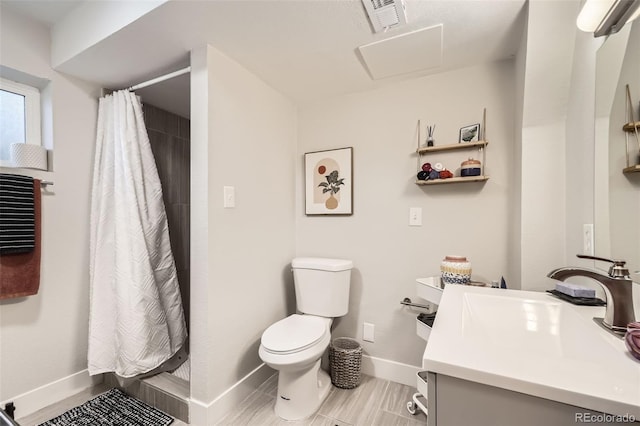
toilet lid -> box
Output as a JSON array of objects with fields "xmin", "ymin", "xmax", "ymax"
[{"xmin": 261, "ymin": 315, "xmax": 327, "ymax": 354}]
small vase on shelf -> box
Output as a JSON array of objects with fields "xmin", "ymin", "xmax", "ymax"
[{"xmin": 426, "ymin": 125, "xmax": 435, "ymax": 147}]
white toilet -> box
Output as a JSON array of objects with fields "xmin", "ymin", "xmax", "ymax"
[{"xmin": 259, "ymin": 257, "xmax": 353, "ymax": 420}]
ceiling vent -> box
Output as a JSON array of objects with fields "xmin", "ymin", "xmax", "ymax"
[{"xmin": 362, "ymin": 0, "xmax": 408, "ymax": 33}]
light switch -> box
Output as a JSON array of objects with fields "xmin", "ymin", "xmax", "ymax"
[
  {"xmin": 224, "ymin": 186, "xmax": 235, "ymax": 208},
  {"xmin": 409, "ymin": 207, "xmax": 422, "ymax": 226},
  {"xmin": 583, "ymin": 224, "xmax": 594, "ymax": 255}
]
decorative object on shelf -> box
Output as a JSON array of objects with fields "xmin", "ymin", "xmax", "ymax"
[
  {"xmin": 460, "ymin": 158, "xmax": 482, "ymax": 177},
  {"xmin": 439, "ymin": 169, "xmax": 453, "ymax": 179},
  {"xmin": 426, "ymin": 125, "xmax": 435, "ymax": 146},
  {"xmin": 623, "ymin": 84, "xmax": 640, "ymax": 174},
  {"xmin": 417, "ymin": 170, "xmax": 429, "ymax": 180},
  {"xmin": 440, "ymin": 255, "xmax": 472, "ymax": 285},
  {"xmin": 459, "ymin": 123, "xmax": 480, "ymax": 143},
  {"xmin": 304, "ymin": 147, "xmax": 353, "ymax": 215}
]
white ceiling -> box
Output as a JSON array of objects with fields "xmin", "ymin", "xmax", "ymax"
[
  {"xmin": 1, "ymin": 0, "xmax": 82, "ymax": 26},
  {"xmin": 3, "ymin": 0, "xmax": 527, "ymax": 117}
]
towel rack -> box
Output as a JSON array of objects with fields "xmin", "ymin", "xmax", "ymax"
[{"xmin": 400, "ymin": 297, "xmax": 430, "ymax": 310}]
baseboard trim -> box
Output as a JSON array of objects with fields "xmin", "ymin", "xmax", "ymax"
[
  {"xmin": 191, "ymin": 356, "xmax": 420, "ymax": 423},
  {"xmin": 1, "ymin": 369, "xmax": 102, "ymax": 419},
  {"xmin": 361, "ymin": 355, "xmax": 420, "ymax": 387},
  {"xmin": 190, "ymin": 362, "xmax": 274, "ymax": 425}
]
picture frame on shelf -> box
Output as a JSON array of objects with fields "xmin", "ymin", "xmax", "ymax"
[
  {"xmin": 304, "ymin": 147, "xmax": 353, "ymax": 215},
  {"xmin": 459, "ymin": 123, "xmax": 480, "ymax": 143}
]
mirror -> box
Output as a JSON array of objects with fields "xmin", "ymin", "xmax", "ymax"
[{"xmin": 594, "ymin": 21, "xmax": 640, "ymax": 278}]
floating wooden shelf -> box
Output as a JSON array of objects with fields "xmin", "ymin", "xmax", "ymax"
[
  {"xmin": 623, "ymin": 164, "xmax": 640, "ymax": 174},
  {"xmin": 415, "ymin": 176, "xmax": 490, "ymax": 185},
  {"xmin": 415, "ymin": 109, "xmax": 489, "ymax": 188},
  {"xmin": 416, "ymin": 140, "xmax": 488, "ymax": 155},
  {"xmin": 623, "ymin": 122, "xmax": 640, "ymax": 132}
]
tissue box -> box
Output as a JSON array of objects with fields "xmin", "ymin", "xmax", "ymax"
[{"xmin": 555, "ymin": 282, "xmax": 595, "ymax": 298}]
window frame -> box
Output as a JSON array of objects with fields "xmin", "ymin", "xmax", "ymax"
[{"xmin": 0, "ymin": 77, "xmax": 41, "ymax": 167}]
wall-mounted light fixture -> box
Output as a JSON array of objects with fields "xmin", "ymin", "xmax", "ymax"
[{"xmin": 577, "ymin": 0, "xmax": 640, "ymax": 37}]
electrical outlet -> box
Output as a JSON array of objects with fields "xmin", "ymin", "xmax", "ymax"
[
  {"xmin": 409, "ymin": 207, "xmax": 422, "ymax": 226},
  {"xmin": 223, "ymin": 186, "xmax": 235, "ymax": 208},
  {"xmin": 583, "ymin": 224, "xmax": 594, "ymax": 256},
  {"xmin": 363, "ymin": 322, "xmax": 375, "ymax": 342}
]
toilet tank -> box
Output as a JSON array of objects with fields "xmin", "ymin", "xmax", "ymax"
[{"xmin": 292, "ymin": 257, "xmax": 353, "ymax": 317}]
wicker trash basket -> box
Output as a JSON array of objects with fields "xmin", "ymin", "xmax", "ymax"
[{"xmin": 329, "ymin": 337, "xmax": 362, "ymax": 389}]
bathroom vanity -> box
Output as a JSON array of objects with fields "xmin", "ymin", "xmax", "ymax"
[{"xmin": 421, "ymin": 284, "xmax": 640, "ymax": 426}]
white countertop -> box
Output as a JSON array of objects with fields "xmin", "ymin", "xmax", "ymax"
[{"xmin": 423, "ymin": 284, "xmax": 640, "ymax": 417}]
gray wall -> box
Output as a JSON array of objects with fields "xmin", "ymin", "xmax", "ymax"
[{"xmin": 143, "ymin": 103, "xmax": 191, "ymax": 332}]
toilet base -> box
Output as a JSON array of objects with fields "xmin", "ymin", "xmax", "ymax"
[{"xmin": 274, "ymin": 359, "xmax": 331, "ymax": 420}]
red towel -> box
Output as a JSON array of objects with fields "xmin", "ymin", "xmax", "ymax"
[{"xmin": 0, "ymin": 179, "xmax": 41, "ymax": 299}]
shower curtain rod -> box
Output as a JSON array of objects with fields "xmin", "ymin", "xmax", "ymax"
[{"xmin": 126, "ymin": 66, "xmax": 191, "ymax": 91}]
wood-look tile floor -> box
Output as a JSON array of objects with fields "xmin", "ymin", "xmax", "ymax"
[
  {"xmin": 16, "ymin": 373, "xmax": 426, "ymax": 426},
  {"xmin": 217, "ymin": 374, "xmax": 428, "ymax": 426}
]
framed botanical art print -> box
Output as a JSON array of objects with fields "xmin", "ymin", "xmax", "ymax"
[{"xmin": 304, "ymin": 147, "xmax": 353, "ymax": 215}]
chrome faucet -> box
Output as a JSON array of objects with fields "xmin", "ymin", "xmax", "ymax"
[{"xmin": 547, "ymin": 255, "xmax": 636, "ymax": 334}]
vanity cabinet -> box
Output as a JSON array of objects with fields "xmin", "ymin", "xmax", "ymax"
[
  {"xmin": 422, "ymin": 285, "xmax": 640, "ymax": 426},
  {"xmin": 415, "ymin": 109, "xmax": 489, "ymax": 186},
  {"xmin": 426, "ymin": 373, "xmax": 633, "ymax": 426}
]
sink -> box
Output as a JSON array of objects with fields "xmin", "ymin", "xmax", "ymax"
[
  {"xmin": 462, "ymin": 292, "xmax": 563, "ymax": 339},
  {"xmin": 424, "ymin": 285, "xmax": 640, "ymax": 418},
  {"xmin": 463, "ymin": 293, "xmax": 599, "ymax": 356}
]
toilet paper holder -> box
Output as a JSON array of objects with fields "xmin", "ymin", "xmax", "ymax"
[{"xmin": 400, "ymin": 297, "xmax": 430, "ymax": 310}]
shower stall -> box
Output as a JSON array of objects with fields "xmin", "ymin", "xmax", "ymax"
[{"xmin": 97, "ymin": 69, "xmax": 192, "ymax": 422}]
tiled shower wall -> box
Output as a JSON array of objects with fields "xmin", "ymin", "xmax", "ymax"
[{"xmin": 143, "ymin": 103, "xmax": 190, "ymax": 332}]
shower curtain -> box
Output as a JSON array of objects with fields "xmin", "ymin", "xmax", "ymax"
[{"xmin": 88, "ymin": 90, "xmax": 187, "ymax": 377}]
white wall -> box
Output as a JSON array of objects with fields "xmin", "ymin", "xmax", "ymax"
[
  {"xmin": 520, "ymin": 121, "xmax": 567, "ymax": 290},
  {"xmin": 510, "ymin": 3, "xmax": 528, "ymax": 290},
  {"xmin": 518, "ymin": 0, "xmax": 580, "ymax": 290},
  {"xmin": 189, "ymin": 44, "xmax": 297, "ymax": 423},
  {"xmin": 296, "ymin": 61, "xmax": 516, "ymax": 367},
  {"xmin": 0, "ymin": 6, "xmax": 102, "ymax": 416},
  {"xmin": 51, "ymin": 0, "xmax": 167, "ymax": 69}
]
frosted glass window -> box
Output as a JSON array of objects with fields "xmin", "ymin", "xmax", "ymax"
[
  {"xmin": 0, "ymin": 78, "xmax": 41, "ymax": 166},
  {"xmin": 0, "ymin": 89, "xmax": 26, "ymax": 161}
]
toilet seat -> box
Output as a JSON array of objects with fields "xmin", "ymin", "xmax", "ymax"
[{"xmin": 261, "ymin": 314, "xmax": 328, "ymax": 355}]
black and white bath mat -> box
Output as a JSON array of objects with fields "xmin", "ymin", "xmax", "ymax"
[{"xmin": 38, "ymin": 388, "xmax": 173, "ymax": 426}]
